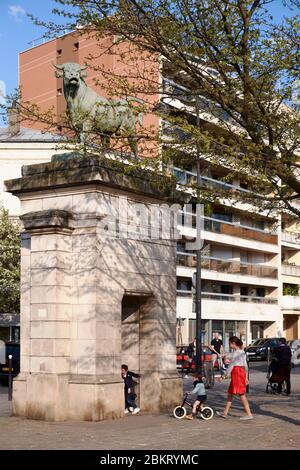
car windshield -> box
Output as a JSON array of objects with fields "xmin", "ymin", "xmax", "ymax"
[
  {"xmin": 255, "ymin": 339, "xmax": 269, "ymax": 346},
  {"xmin": 251, "ymin": 339, "xmax": 265, "ymax": 346}
]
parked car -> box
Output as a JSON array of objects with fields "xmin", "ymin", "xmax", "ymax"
[
  {"xmin": 245, "ymin": 337, "xmax": 281, "ymax": 361},
  {"xmin": 176, "ymin": 345, "xmax": 216, "ymax": 372},
  {"xmin": 0, "ymin": 342, "xmax": 20, "ymax": 385}
]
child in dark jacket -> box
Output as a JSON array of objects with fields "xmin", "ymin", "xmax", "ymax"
[
  {"xmin": 121, "ymin": 364, "xmax": 140, "ymax": 414},
  {"xmin": 186, "ymin": 373, "xmax": 207, "ymax": 420}
]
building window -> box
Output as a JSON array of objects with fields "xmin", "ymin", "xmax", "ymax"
[
  {"xmin": 73, "ymin": 42, "xmax": 79, "ymax": 51},
  {"xmin": 212, "ymin": 212, "xmax": 233, "ymax": 223},
  {"xmin": 57, "ymin": 88, "xmax": 63, "ymax": 96},
  {"xmin": 57, "ymin": 49, "xmax": 62, "ymax": 57},
  {"xmin": 11, "ymin": 326, "xmax": 20, "ymax": 342}
]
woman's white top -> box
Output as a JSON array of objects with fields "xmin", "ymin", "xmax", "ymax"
[{"xmin": 226, "ymin": 348, "xmax": 248, "ymax": 376}]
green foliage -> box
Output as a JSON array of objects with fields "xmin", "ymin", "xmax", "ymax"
[
  {"xmin": 283, "ymin": 283, "xmax": 299, "ymax": 296},
  {"xmin": 0, "ymin": 208, "xmax": 20, "ymax": 313}
]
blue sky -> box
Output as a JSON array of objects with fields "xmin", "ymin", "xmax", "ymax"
[
  {"xmin": 0, "ymin": 0, "xmax": 68, "ymax": 106},
  {"xmin": 0, "ymin": 0, "xmax": 294, "ymax": 114}
]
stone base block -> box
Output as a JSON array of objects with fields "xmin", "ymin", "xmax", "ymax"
[
  {"xmin": 12, "ymin": 373, "xmax": 124, "ymax": 421},
  {"xmin": 139, "ymin": 372, "xmax": 182, "ymax": 412}
]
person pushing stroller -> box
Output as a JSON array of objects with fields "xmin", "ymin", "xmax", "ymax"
[{"xmin": 268, "ymin": 338, "xmax": 292, "ymax": 395}]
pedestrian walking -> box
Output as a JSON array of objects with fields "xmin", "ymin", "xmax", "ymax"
[
  {"xmin": 121, "ymin": 364, "xmax": 140, "ymax": 415},
  {"xmin": 185, "ymin": 337, "xmax": 196, "ymax": 376},
  {"xmin": 217, "ymin": 336, "xmax": 253, "ymax": 420},
  {"xmin": 210, "ymin": 332, "xmax": 224, "ymax": 372}
]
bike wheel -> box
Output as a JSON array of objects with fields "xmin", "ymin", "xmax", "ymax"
[
  {"xmin": 266, "ymin": 381, "xmax": 277, "ymax": 394},
  {"xmin": 200, "ymin": 406, "xmax": 214, "ymax": 421},
  {"xmin": 173, "ymin": 406, "xmax": 187, "ymax": 419}
]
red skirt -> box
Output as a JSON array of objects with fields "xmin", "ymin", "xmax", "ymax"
[{"xmin": 228, "ymin": 366, "xmax": 247, "ymax": 395}]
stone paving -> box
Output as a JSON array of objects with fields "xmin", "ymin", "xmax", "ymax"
[{"xmin": 0, "ymin": 363, "xmax": 299, "ymax": 450}]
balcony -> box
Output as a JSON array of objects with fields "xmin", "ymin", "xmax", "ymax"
[
  {"xmin": 204, "ymin": 217, "xmax": 277, "ymax": 244},
  {"xmin": 281, "ymin": 263, "xmax": 300, "ymax": 277},
  {"xmin": 177, "ymin": 253, "xmax": 277, "ymax": 278},
  {"xmin": 173, "ymin": 167, "xmax": 252, "ymax": 194},
  {"xmin": 281, "ymin": 296, "xmax": 300, "ymax": 310},
  {"xmin": 176, "ymin": 290, "xmax": 277, "ymax": 304},
  {"xmin": 281, "ymin": 231, "xmax": 300, "ymax": 245},
  {"xmin": 178, "ymin": 211, "xmax": 277, "ymax": 245},
  {"xmin": 176, "ymin": 290, "xmax": 279, "ymax": 320}
]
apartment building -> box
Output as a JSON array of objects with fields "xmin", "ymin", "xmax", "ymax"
[{"xmin": 15, "ymin": 31, "xmax": 300, "ymax": 350}]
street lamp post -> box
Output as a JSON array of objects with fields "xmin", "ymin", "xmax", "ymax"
[{"xmin": 195, "ymin": 96, "xmax": 202, "ymax": 375}]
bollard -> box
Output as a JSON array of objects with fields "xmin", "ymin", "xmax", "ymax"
[{"xmin": 8, "ymin": 355, "xmax": 13, "ymax": 401}]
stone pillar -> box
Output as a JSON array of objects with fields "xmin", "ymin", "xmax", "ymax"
[
  {"xmin": 5, "ymin": 155, "xmax": 182, "ymax": 421},
  {"xmin": 15, "ymin": 210, "xmax": 74, "ymax": 420}
]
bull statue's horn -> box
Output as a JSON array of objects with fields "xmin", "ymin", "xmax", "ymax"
[
  {"xmin": 53, "ymin": 63, "xmax": 64, "ymax": 70},
  {"xmin": 80, "ymin": 66, "xmax": 88, "ymax": 71}
]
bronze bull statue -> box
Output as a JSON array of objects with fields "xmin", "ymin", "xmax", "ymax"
[{"xmin": 54, "ymin": 62, "xmax": 144, "ymax": 154}]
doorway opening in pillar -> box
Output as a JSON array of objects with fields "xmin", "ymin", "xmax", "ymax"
[{"xmin": 121, "ymin": 291, "xmax": 153, "ymax": 408}]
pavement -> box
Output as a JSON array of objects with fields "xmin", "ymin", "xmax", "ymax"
[{"xmin": 0, "ymin": 362, "xmax": 299, "ymax": 450}]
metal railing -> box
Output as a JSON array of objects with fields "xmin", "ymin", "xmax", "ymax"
[
  {"xmin": 282, "ymin": 263, "xmax": 300, "ymax": 277},
  {"xmin": 178, "ymin": 211, "xmax": 277, "ymax": 244},
  {"xmin": 281, "ymin": 231, "xmax": 300, "ymax": 245},
  {"xmin": 173, "ymin": 167, "xmax": 253, "ymax": 194},
  {"xmin": 176, "ymin": 252, "xmax": 277, "ymax": 278},
  {"xmin": 176, "ymin": 290, "xmax": 278, "ymax": 304},
  {"xmin": 176, "ymin": 289, "xmax": 193, "ymax": 297}
]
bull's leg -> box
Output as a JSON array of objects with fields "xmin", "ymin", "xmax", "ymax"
[
  {"xmin": 128, "ymin": 135, "xmax": 138, "ymax": 156},
  {"xmin": 101, "ymin": 134, "xmax": 111, "ymax": 151},
  {"xmin": 80, "ymin": 121, "xmax": 91, "ymax": 147}
]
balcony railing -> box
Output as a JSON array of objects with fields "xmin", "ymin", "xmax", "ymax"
[
  {"xmin": 178, "ymin": 212, "xmax": 277, "ymax": 244},
  {"xmin": 176, "ymin": 290, "xmax": 278, "ymax": 304},
  {"xmin": 281, "ymin": 295, "xmax": 300, "ymax": 310},
  {"xmin": 173, "ymin": 167, "xmax": 253, "ymax": 194},
  {"xmin": 281, "ymin": 231, "xmax": 300, "ymax": 245},
  {"xmin": 282, "ymin": 263, "xmax": 300, "ymax": 277},
  {"xmin": 177, "ymin": 253, "xmax": 277, "ymax": 278},
  {"xmin": 201, "ymin": 292, "xmax": 278, "ymax": 303},
  {"xmin": 176, "ymin": 289, "xmax": 193, "ymax": 297}
]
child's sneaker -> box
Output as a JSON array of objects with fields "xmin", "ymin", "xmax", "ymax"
[
  {"xmin": 124, "ymin": 409, "xmax": 130, "ymax": 414},
  {"xmin": 131, "ymin": 407, "xmax": 140, "ymax": 415},
  {"xmin": 185, "ymin": 414, "xmax": 194, "ymax": 420},
  {"xmin": 128, "ymin": 407, "xmax": 134, "ymax": 412}
]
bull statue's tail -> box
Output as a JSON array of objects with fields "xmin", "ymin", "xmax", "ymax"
[
  {"xmin": 127, "ymin": 96, "xmax": 144, "ymax": 127},
  {"xmin": 127, "ymin": 96, "xmax": 144, "ymax": 104}
]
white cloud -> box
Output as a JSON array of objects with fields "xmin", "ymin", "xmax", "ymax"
[
  {"xmin": 0, "ymin": 80, "xmax": 6, "ymax": 105},
  {"xmin": 8, "ymin": 5, "xmax": 26, "ymax": 22}
]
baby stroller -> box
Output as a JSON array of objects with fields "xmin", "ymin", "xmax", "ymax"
[
  {"xmin": 173, "ymin": 393, "xmax": 214, "ymax": 420},
  {"xmin": 266, "ymin": 359, "xmax": 287, "ymax": 394}
]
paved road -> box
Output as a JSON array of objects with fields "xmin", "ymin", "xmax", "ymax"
[{"xmin": 0, "ymin": 363, "xmax": 299, "ymax": 450}]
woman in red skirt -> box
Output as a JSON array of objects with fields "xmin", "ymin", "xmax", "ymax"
[{"xmin": 217, "ymin": 336, "xmax": 253, "ymax": 420}]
